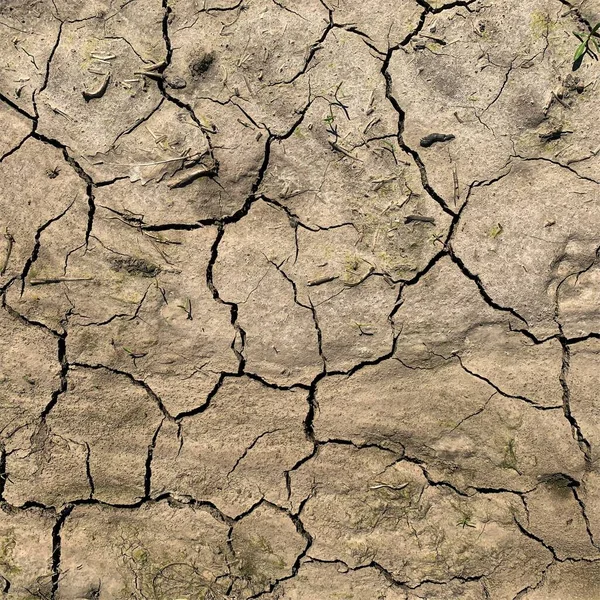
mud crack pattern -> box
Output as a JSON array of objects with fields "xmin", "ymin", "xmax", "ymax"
[{"xmin": 2, "ymin": 0, "xmax": 600, "ymax": 598}]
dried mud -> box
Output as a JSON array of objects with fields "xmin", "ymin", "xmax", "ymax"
[{"xmin": 2, "ymin": 0, "xmax": 600, "ymax": 598}]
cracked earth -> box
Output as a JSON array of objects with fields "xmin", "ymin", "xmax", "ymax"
[{"xmin": 3, "ymin": 0, "xmax": 600, "ymax": 598}]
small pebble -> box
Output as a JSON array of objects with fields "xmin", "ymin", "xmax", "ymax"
[{"xmin": 166, "ymin": 76, "xmax": 187, "ymax": 89}]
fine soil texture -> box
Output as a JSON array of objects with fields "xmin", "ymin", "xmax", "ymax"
[{"xmin": 2, "ymin": 0, "xmax": 600, "ymax": 598}]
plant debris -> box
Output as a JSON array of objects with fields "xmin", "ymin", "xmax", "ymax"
[{"xmin": 419, "ymin": 133, "xmax": 455, "ymax": 147}]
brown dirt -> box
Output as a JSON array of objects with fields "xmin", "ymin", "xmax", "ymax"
[{"xmin": 1, "ymin": 0, "xmax": 600, "ymax": 598}]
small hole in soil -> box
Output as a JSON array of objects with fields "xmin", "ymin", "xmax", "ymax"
[{"xmin": 190, "ymin": 52, "xmax": 215, "ymax": 77}]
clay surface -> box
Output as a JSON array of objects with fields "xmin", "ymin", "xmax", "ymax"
[{"xmin": 2, "ymin": 0, "xmax": 600, "ymax": 598}]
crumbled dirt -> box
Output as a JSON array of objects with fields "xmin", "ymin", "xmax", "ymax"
[{"xmin": 2, "ymin": 0, "xmax": 600, "ymax": 598}]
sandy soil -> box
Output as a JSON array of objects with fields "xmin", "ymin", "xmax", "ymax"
[{"xmin": 2, "ymin": 0, "xmax": 600, "ymax": 598}]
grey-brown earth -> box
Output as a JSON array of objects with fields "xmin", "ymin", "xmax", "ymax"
[{"xmin": 1, "ymin": 0, "xmax": 600, "ymax": 598}]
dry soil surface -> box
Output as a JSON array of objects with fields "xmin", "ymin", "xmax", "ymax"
[{"xmin": 2, "ymin": 0, "xmax": 600, "ymax": 598}]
